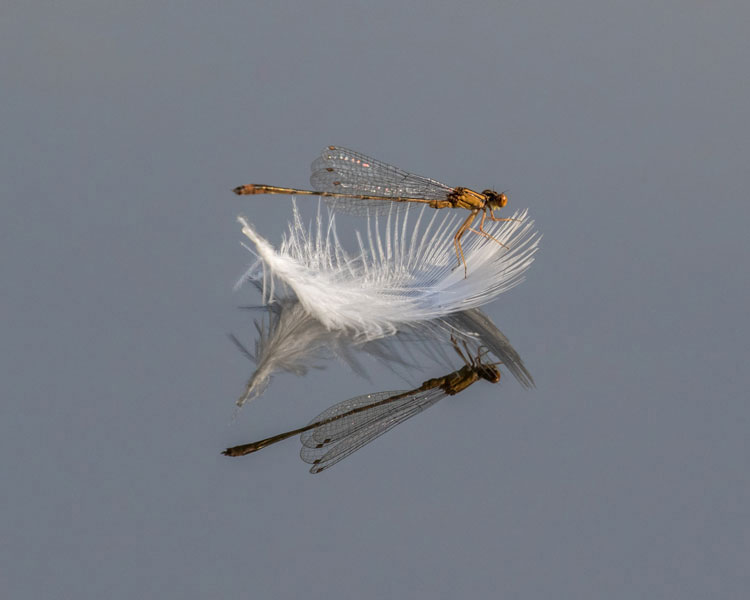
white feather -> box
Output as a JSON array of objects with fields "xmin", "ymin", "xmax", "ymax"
[{"xmin": 236, "ymin": 201, "xmax": 539, "ymax": 339}]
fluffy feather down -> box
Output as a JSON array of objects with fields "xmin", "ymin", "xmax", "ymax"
[{"xmin": 237, "ymin": 202, "xmax": 539, "ymax": 339}]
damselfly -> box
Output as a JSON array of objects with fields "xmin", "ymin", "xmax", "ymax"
[
  {"xmin": 223, "ymin": 338, "xmax": 501, "ymax": 473},
  {"xmin": 234, "ymin": 146, "xmax": 513, "ymax": 276}
]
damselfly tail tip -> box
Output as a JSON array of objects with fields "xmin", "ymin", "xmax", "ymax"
[
  {"xmin": 222, "ymin": 447, "xmax": 245, "ymax": 457},
  {"xmin": 233, "ymin": 184, "xmax": 255, "ymax": 195}
]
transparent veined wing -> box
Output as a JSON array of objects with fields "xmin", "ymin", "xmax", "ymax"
[
  {"xmin": 301, "ymin": 390, "xmax": 409, "ymax": 446},
  {"xmin": 299, "ymin": 386, "xmax": 445, "ymax": 473},
  {"xmin": 310, "ymin": 146, "xmax": 456, "ymax": 216}
]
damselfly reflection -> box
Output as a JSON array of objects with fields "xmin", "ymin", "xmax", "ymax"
[
  {"xmin": 234, "ymin": 146, "xmax": 514, "ymax": 276},
  {"xmin": 223, "ymin": 338, "xmax": 502, "ymax": 473}
]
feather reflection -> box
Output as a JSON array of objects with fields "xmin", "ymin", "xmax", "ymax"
[
  {"xmin": 232, "ymin": 299, "xmax": 533, "ymax": 407},
  {"xmin": 225, "ymin": 303, "xmax": 532, "ymax": 473}
]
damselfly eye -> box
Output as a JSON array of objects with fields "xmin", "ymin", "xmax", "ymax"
[{"xmin": 482, "ymin": 190, "xmax": 507, "ymax": 209}]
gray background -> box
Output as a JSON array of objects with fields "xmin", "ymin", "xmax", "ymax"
[{"xmin": 2, "ymin": 1, "xmax": 748, "ymax": 598}]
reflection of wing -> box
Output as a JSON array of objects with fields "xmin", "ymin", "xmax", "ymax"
[
  {"xmin": 300, "ymin": 387, "xmax": 445, "ymax": 473},
  {"xmin": 310, "ymin": 146, "xmax": 455, "ymax": 215},
  {"xmin": 445, "ymin": 309, "xmax": 535, "ymax": 389}
]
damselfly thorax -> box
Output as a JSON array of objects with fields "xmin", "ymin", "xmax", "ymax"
[{"xmin": 233, "ymin": 146, "xmax": 513, "ymax": 276}]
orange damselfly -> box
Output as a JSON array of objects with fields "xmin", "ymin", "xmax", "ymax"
[
  {"xmin": 223, "ymin": 338, "xmax": 501, "ymax": 473},
  {"xmin": 234, "ymin": 146, "xmax": 512, "ymax": 276}
]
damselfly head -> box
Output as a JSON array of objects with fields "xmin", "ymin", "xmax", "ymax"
[
  {"xmin": 478, "ymin": 363, "xmax": 502, "ymax": 383},
  {"xmin": 483, "ymin": 190, "xmax": 508, "ymax": 209}
]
